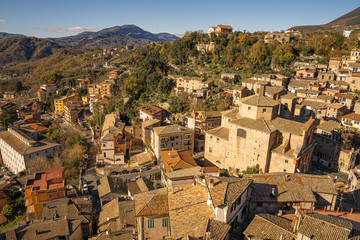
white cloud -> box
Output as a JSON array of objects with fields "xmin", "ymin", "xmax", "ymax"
[
  {"xmin": 45, "ymin": 26, "xmax": 98, "ymax": 33},
  {"xmin": 0, "ymin": 20, "xmax": 7, "ymax": 25}
]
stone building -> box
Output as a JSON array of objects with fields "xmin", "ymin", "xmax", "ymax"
[
  {"xmin": 205, "ymin": 86, "xmax": 316, "ymax": 174},
  {"xmin": 138, "ymin": 103, "xmax": 167, "ymax": 122},
  {"xmin": 313, "ymin": 120, "xmax": 342, "ymax": 169}
]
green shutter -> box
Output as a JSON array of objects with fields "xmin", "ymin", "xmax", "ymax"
[
  {"xmin": 148, "ymin": 219, "xmax": 154, "ymax": 228},
  {"xmin": 162, "ymin": 218, "xmax": 169, "ymax": 227}
]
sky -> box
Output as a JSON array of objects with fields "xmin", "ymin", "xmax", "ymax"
[{"xmin": 0, "ymin": 0, "xmax": 359, "ymax": 38}]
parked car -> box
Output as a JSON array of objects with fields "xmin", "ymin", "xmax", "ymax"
[
  {"xmin": 84, "ymin": 189, "xmax": 90, "ymax": 196},
  {"xmin": 140, "ymin": 166, "xmax": 149, "ymax": 172},
  {"xmin": 121, "ymin": 170, "xmax": 129, "ymax": 174},
  {"xmin": 84, "ymin": 153, "xmax": 88, "ymax": 159},
  {"xmin": 83, "ymin": 165, "xmax": 87, "ymax": 170},
  {"xmin": 130, "ymin": 169, "xmax": 139, "ymax": 173},
  {"xmin": 110, "ymin": 171, "xmax": 117, "ymax": 175}
]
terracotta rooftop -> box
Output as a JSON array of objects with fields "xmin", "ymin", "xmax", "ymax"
[
  {"xmin": 134, "ymin": 188, "xmax": 168, "ymax": 216},
  {"xmin": 298, "ymin": 212, "xmax": 354, "ymax": 239},
  {"xmin": 343, "ymin": 113, "xmax": 360, "ymax": 121},
  {"xmin": 168, "ymin": 184, "xmax": 215, "ymax": 239},
  {"xmin": 205, "ymin": 219, "xmax": 231, "ymax": 240},
  {"xmin": 206, "ymin": 176, "xmax": 252, "ymax": 207},
  {"xmin": 244, "ymin": 213, "xmax": 296, "ymax": 240},
  {"xmin": 243, "ymin": 173, "xmax": 337, "ymax": 203},
  {"xmin": 26, "ymin": 167, "xmax": 64, "ymax": 191},
  {"xmin": 160, "ymin": 150, "xmax": 198, "ymax": 173}
]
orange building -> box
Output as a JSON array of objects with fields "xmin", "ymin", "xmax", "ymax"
[{"xmin": 25, "ymin": 167, "xmax": 66, "ymax": 220}]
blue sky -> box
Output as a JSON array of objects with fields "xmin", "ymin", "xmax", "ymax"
[{"xmin": 0, "ymin": 0, "xmax": 359, "ymax": 38}]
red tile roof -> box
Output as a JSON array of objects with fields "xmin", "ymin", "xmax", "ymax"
[
  {"xmin": 160, "ymin": 150, "xmax": 198, "ymax": 173},
  {"xmin": 26, "ymin": 167, "xmax": 64, "ymax": 191}
]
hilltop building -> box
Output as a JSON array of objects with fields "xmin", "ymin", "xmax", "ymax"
[{"xmin": 205, "ymin": 85, "xmax": 316, "ymax": 174}]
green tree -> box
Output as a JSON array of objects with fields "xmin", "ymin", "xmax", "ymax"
[
  {"xmin": 1, "ymin": 204, "xmax": 15, "ymax": 218},
  {"xmin": 168, "ymin": 96, "xmax": 184, "ymax": 113}
]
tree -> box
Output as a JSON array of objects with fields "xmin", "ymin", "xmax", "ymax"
[
  {"xmin": 168, "ymin": 96, "xmax": 184, "ymax": 113},
  {"xmin": 1, "ymin": 204, "xmax": 15, "ymax": 218},
  {"xmin": 248, "ymin": 40, "xmax": 267, "ymax": 65},
  {"xmin": 121, "ymin": 77, "xmax": 143, "ymax": 97}
]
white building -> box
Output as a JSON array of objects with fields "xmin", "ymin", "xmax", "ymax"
[{"xmin": 0, "ymin": 127, "xmax": 60, "ymax": 174}]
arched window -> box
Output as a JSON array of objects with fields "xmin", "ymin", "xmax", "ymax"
[{"xmin": 237, "ymin": 129, "xmax": 246, "ymax": 138}]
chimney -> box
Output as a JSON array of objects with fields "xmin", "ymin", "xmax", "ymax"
[
  {"xmin": 280, "ymin": 232, "xmax": 284, "ymax": 240},
  {"xmin": 209, "ymin": 178, "xmax": 214, "ymax": 188},
  {"xmin": 193, "ymin": 178, "xmax": 197, "ymax": 187},
  {"xmin": 259, "ymin": 84, "xmax": 266, "ymax": 96}
]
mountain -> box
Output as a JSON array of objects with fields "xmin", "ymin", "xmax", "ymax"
[
  {"xmin": 0, "ymin": 36, "xmax": 62, "ymax": 65},
  {"xmin": 0, "ymin": 32, "xmax": 25, "ymax": 40},
  {"xmin": 51, "ymin": 24, "xmax": 178, "ymax": 48},
  {"xmin": 289, "ymin": 7, "xmax": 360, "ymax": 31}
]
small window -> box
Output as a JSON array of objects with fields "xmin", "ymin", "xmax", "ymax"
[
  {"xmin": 285, "ymin": 160, "xmax": 288, "ymax": 163},
  {"xmin": 162, "ymin": 218, "xmax": 169, "ymax": 227},
  {"xmin": 148, "ymin": 219, "xmax": 154, "ymax": 228},
  {"xmin": 248, "ymin": 106, "xmax": 251, "ymax": 111},
  {"xmin": 209, "ymin": 147, "xmax": 212, "ymax": 153}
]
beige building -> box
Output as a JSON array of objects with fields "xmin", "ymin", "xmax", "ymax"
[
  {"xmin": 63, "ymin": 101, "xmax": 83, "ymax": 123},
  {"xmin": 264, "ymin": 32, "xmax": 290, "ymax": 43},
  {"xmin": 232, "ymin": 85, "xmax": 248, "ymax": 106},
  {"xmin": 0, "ymin": 127, "xmax": 60, "ymax": 174},
  {"xmin": 151, "ymin": 124, "xmax": 194, "ymax": 159},
  {"xmin": 175, "ymin": 76, "xmax": 213, "ymax": 97},
  {"xmin": 339, "ymin": 149, "xmax": 358, "ymax": 172},
  {"xmin": 98, "ymin": 113, "xmax": 131, "ymax": 165},
  {"xmin": 138, "ymin": 103, "xmax": 167, "ymax": 121},
  {"xmin": 205, "ymin": 86, "xmax": 316, "ymax": 174},
  {"xmin": 141, "ymin": 119, "xmax": 161, "ymax": 145},
  {"xmin": 342, "ymin": 113, "xmax": 360, "ymax": 131}
]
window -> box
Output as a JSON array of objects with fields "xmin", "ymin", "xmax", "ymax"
[
  {"xmin": 248, "ymin": 106, "xmax": 251, "ymax": 111},
  {"xmin": 162, "ymin": 218, "xmax": 169, "ymax": 227},
  {"xmin": 285, "ymin": 160, "xmax": 288, "ymax": 163},
  {"xmin": 148, "ymin": 219, "xmax": 154, "ymax": 228},
  {"xmin": 209, "ymin": 147, "xmax": 212, "ymax": 153}
]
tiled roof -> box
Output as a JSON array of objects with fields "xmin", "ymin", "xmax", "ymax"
[
  {"xmin": 26, "ymin": 167, "xmax": 64, "ymax": 191},
  {"xmin": 206, "ymin": 126, "xmax": 229, "ymax": 140},
  {"xmin": 233, "ymin": 85, "xmax": 246, "ymax": 91},
  {"xmin": 244, "ymin": 213, "xmax": 296, "ymax": 240},
  {"xmin": 271, "ymin": 117, "xmax": 307, "ymax": 135},
  {"xmin": 160, "ymin": 150, "xmax": 198, "ymax": 173},
  {"xmin": 153, "ymin": 124, "xmax": 193, "ymax": 135},
  {"xmin": 165, "ymin": 166, "xmax": 202, "ymax": 179},
  {"xmin": 281, "ymin": 93, "xmax": 297, "ymax": 99},
  {"xmin": 221, "ymin": 108, "xmax": 238, "ymax": 118},
  {"xmin": 7, "ymin": 219, "xmax": 71, "ymax": 240},
  {"xmin": 298, "ymin": 212, "xmax": 353, "ymax": 240},
  {"xmin": 317, "ymin": 120, "xmax": 341, "ymax": 132},
  {"xmin": 230, "ymin": 117, "xmax": 277, "ymax": 133},
  {"xmin": 206, "ymin": 177, "xmax": 252, "ymax": 206},
  {"xmin": 178, "ymin": 76, "xmax": 206, "ymax": 81},
  {"xmin": 241, "ymin": 94, "xmax": 279, "ymax": 107},
  {"xmin": 343, "ymin": 113, "xmax": 360, "ymax": 121},
  {"xmin": 134, "ymin": 188, "xmax": 168, "ymax": 216},
  {"xmin": 243, "ymin": 173, "xmax": 337, "ymax": 203},
  {"xmin": 138, "ymin": 103, "xmax": 165, "ymax": 116},
  {"xmin": 265, "ymin": 86, "xmax": 286, "ymax": 95},
  {"xmin": 98, "ymin": 176, "xmax": 127, "ymax": 198},
  {"xmin": 0, "ymin": 130, "xmax": 59, "ymax": 156},
  {"xmin": 98, "ymin": 198, "xmax": 135, "ymax": 232},
  {"xmin": 141, "ymin": 118, "xmax": 161, "ymax": 128},
  {"xmin": 205, "ymin": 219, "xmax": 231, "ymax": 240},
  {"xmin": 168, "ymin": 184, "xmax": 215, "ymax": 239}
]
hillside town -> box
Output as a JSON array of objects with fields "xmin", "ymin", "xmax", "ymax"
[{"xmin": 1, "ymin": 20, "xmax": 360, "ymax": 240}]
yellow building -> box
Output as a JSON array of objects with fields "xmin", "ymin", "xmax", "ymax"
[{"xmin": 54, "ymin": 93, "xmax": 80, "ymax": 114}]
